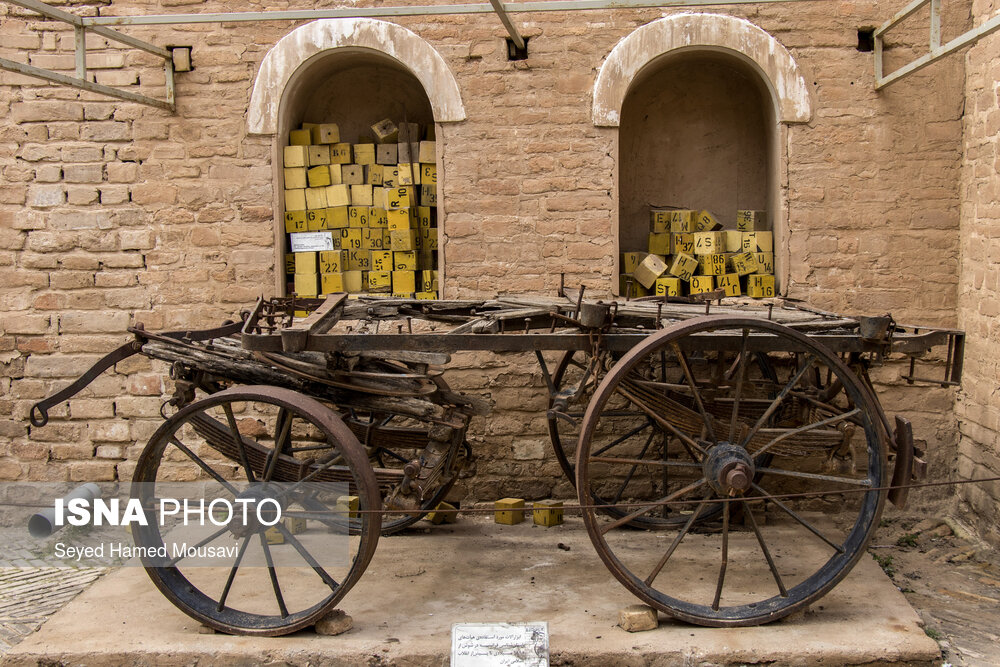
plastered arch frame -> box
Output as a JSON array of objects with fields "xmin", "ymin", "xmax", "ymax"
[{"xmin": 593, "ymin": 13, "xmax": 812, "ymax": 296}]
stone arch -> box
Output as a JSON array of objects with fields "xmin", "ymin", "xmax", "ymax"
[
  {"xmin": 248, "ymin": 18, "xmax": 465, "ymax": 135},
  {"xmin": 592, "ymin": 13, "xmax": 811, "ymax": 127}
]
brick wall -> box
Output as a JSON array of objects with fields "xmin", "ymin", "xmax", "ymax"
[
  {"xmin": 0, "ymin": 1, "xmax": 968, "ymax": 505},
  {"xmin": 956, "ymin": 0, "xmax": 1000, "ymax": 546}
]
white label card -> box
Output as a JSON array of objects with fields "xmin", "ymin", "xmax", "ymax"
[
  {"xmin": 289, "ymin": 232, "xmax": 335, "ymax": 252},
  {"xmin": 451, "ymin": 622, "xmax": 548, "ymax": 667}
]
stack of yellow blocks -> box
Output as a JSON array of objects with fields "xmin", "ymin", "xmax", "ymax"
[
  {"xmin": 619, "ymin": 208, "xmax": 775, "ymax": 299},
  {"xmin": 283, "ymin": 119, "xmax": 440, "ymax": 299}
]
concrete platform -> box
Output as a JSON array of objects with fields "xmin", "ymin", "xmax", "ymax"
[{"xmin": 3, "ymin": 514, "xmax": 940, "ymax": 666}]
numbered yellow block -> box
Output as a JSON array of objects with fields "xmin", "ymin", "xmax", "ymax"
[
  {"xmin": 416, "ymin": 206, "xmax": 434, "ymax": 230},
  {"xmin": 669, "ymin": 210, "xmax": 697, "ymax": 233},
  {"xmin": 284, "ymin": 516, "xmax": 307, "ymax": 535},
  {"xmin": 397, "ymin": 164, "xmax": 418, "ymax": 186},
  {"xmin": 284, "ymin": 253, "xmax": 295, "ymax": 274},
  {"xmin": 284, "ymin": 188, "xmax": 306, "ymax": 212},
  {"xmin": 698, "ymin": 253, "xmax": 727, "ymax": 276},
  {"xmin": 634, "ymin": 253, "xmax": 668, "ymax": 289},
  {"xmin": 695, "ymin": 210, "xmax": 723, "ymax": 232},
  {"xmin": 283, "ymin": 145, "xmax": 308, "ymax": 168},
  {"xmin": 420, "ymin": 184, "xmax": 438, "ymax": 207},
  {"xmin": 306, "ymin": 166, "xmax": 331, "ymax": 188},
  {"xmin": 748, "ymin": 274, "xmax": 776, "ymax": 298},
  {"xmin": 387, "ymin": 186, "xmax": 416, "ymax": 210},
  {"xmin": 650, "ymin": 208, "xmax": 672, "ymax": 233},
  {"xmin": 366, "ymin": 164, "xmax": 383, "ymax": 186},
  {"xmin": 694, "ymin": 231, "xmax": 723, "ymax": 255},
  {"xmin": 648, "ymin": 233, "xmax": 671, "ymax": 256},
  {"xmin": 416, "ymin": 291, "xmax": 438, "ymax": 300},
  {"xmin": 353, "ymin": 144, "xmax": 375, "ymax": 166},
  {"xmin": 533, "ymin": 499, "xmax": 564, "ymax": 527},
  {"xmin": 381, "ymin": 166, "xmax": 398, "ymax": 188},
  {"xmin": 672, "ymin": 233, "xmax": 694, "ymax": 255},
  {"xmin": 293, "ymin": 272, "xmax": 318, "ymax": 296},
  {"xmin": 307, "ymin": 145, "xmax": 330, "ymax": 167},
  {"xmin": 305, "ymin": 187, "xmax": 328, "ymax": 210},
  {"xmin": 335, "ymin": 495, "xmax": 359, "ymax": 519},
  {"xmin": 283, "ymin": 167, "xmax": 307, "ymax": 190},
  {"xmin": 369, "ymin": 207, "xmax": 388, "ymax": 228},
  {"xmin": 368, "ymin": 270, "xmax": 392, "ymax": 291},
  {"xmin": 421, "ymin": 270, "xmax": 439, "ymax": 292},
  {"xmin": 741, "ymin": 231, "xmax": 774, "ymax": 253},
  {"xmin": 717, "ymin": 273, "xmax": 741, "ymax": 297},
  {"xmin": 731, "ymin": 252, "xmax": 760, "ymax": 276},
  {"xmin": 330, "ymin": 143, "xmax": 352, "ymax": 165},
  {"xmin": 619, "ymin": 274, "xmax": 649, "ymax": 298},
  {"xmin": 340, "ymin": 228, "xmax": 363, "ymax": 251},
  {"xmin": 305, "ymin": 209, "xmax": 327, "ymax": 231},
  {"xmin": 737, "ymin": 210, "xmax": 767, "ymax": 231},
  {"xmin": 392, "ymin": 270, "xmax": 416, "ymax": 294},
  {"xmin": 390, "ymin": 230, "xmax": 418, "ymax": 251},
  {"xmin": 346, "ymin": 249, "xmax": 370, "ymax": 271},
  {"xmin": 343, "ymin": 270, "xmax": 363, "ymax": 293},
  {"xmin": 347, "ymin": 206, "xmax": 368, "ymax": 228},
  {"xmin": 723, "ymin": 230, "xmax": 744, "ymax": 253},
  {"xmin": 689, "ymin": 275, "xmax": 715, "ymax": 294},
  {"xmin": 495, "ymin": 498, "xmax": 525, "ymax": 525},
  {"xmin": 311, "ymin": 123, "xmax": 339, "ymax": 145},
  {"xmin": 754, "ymin": 252, "xmax": 774, "ymax": 274},
  {"xmin": 386, "ymin": 208, "xmax": 412, "ymax": 231},
  {"xmin": 319, "ymin": 250, "xmax": 345, "ymax": 273},
  {"xmin": 283, "ymin": 210, "xmax": 307, "ymax": 233},
  {"xmin": 295, "ymin": 252, "xmax": 318, "ymax": 274},
  {"xmin": 393, "ymin": 251, "xmax": 418, "ymax": 270},
  {"xmin": 654, "ymin": 276, "xmax": 682, "ymax": 296},
  {"xmin": 418, "ymin": 141, "xmax": 436, "ymax": 163},
  {"xmin": 425, "ymin": 501, "xmax": 456, "ymax": 524},
  {"xmin": 324, "ymin": 206, "xmax": 349, "ymax": 229},
  {"xmin": 420, "ymin": 163, "xmax": 437, "ymax": 185},
  {"xmin": 362, "ymin": 228, "xmax": 384, "ymax": 250},
  {"xmin": 669, "ymin": 253, "xmax": 698, "ymax": 282},
  {"xmin": 621, "ymin": 252, "xmax": 646, "ymax": 274},
  {"xmin": 420, "ymin": 228, "xmax": 438, "ymax": 251},
  {"xmin": 289, "ymin": 129, "xmax": 311, "ymax": 146},
  {"xmin": 371, "ymin": 250, "xmax": 393, "ymax": 272},
  {"xmin": 320, "ymin": 272, "xmax": 345, "ymax": 294}
]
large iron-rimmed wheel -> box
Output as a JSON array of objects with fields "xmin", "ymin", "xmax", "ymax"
[
  {"xmin": 576, "ymin": 316, "xmax": 888, "ymax": 626},
  {"xmin": 131, "ymin": 386, "xmax": 381, "ymax": 636}
]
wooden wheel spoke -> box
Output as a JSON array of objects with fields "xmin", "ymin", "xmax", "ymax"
[
  {"xmin": 751, "ymin": 408, "xmax": 862, "ymax": 460},
  {"xmin": 258, "ymin": 533, "xmax": 289, "ymax": 618},
  {"xmin": 741, "ymin": 500, "xmax": 787, "ymax": 597},
  {"xmin": 712, "ymin": 501, "xmax": 730, "ymax": 611},
  {"xmin": 750, "ymin": 482, "xmax": 844, "ymax": 553},
  {"xmin": 216, "ymin": 535, "xmax": 251, "ymax": 611},
  {"xmin": 728, "ymin": 329, "xmax": 750, "ymax": 443},
  {"xmin": 274, "ymin": 522, "xmax": 340, "ymax": 591},
  {"xmin": 644, "ymin": 491, "xmax": 714, "ymax": 586},
  {"xmin": 739, "ymin": 356, "xmax": 816, "ymax": 449},
  {"xmin": 165, "ymin": 523, "xmax": 232, "ymax": 568},
  {"xmin": 593, "ymin": 420, "xmax": 652, "ymax": 457},
  {"xmin": 588, "ymin": 456, "xmax": 701, "ymax": 471},
  {"xmin": 611, "ymin": 429, "xmax": 656, "ymax": 504},
  {"xmin": 168, "ymin": 436, "xmax": 239, "ymax": 495},
  {"xmin": 222, "ymin": 404, "xmax": 257, "ymax": 483},
  {"xmin": 599, "ymin": 477, "xmax": 707, "ymax": 535},
  {"xmin": 264, "ymin": 408, "xmax": 292, "ymax": 482},
  {"xmin": 670, "ymin": 341, "xmax": 717, "ymax": 443},
  {"xmin": 755, "ymin": 464, "xmax": 872, "ymax": 487}
]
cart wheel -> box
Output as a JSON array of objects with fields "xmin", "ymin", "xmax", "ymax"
[
  {"xmin": 576, "ymin": 316, "xmax": 887, "ymax": 626},
  {"xmin": 546, "ymin": 350, "xmax": 598, "ymax": 485},
  {"xmin": 131, "ymin": 386, "xmax": 380, "ymax": 636}
]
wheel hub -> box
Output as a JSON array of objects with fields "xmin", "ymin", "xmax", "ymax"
[
  {"xmin": 703, "ymin": 443, "xmax": 755, "ymax": 496},
  {"xmin": 228, "ymin": 483, "xmax": 285, "ymax": 538}
]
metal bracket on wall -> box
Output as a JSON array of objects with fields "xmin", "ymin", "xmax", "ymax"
[
  {"xmin": 875, "ymin": 0, "xmax": 1000, "ymax": 89},
  {"xmin": 0, "ymin": 0, "xmax": 175, "ymax": 111}
]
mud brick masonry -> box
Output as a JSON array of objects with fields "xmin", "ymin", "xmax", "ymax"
[{"xmin": 0, "ymin": 1, "xmax": 998, "ymax": 545}]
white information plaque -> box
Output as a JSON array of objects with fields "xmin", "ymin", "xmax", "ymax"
[
  {"xmin": 289, "ymin": 231, "xmax": 335, "ymax": 252},
  {"xmin": 451, "ymin": 622, "xmax": 548, "ymax": 667}
]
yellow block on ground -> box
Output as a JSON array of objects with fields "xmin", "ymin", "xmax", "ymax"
[
  {"xmin": 533, "ymin": 499, "xmax": 564, "ymax": 527},
  {"xmin": 426, "ymin": 501, "xmax": 457, "ymax": 525},
  {"xmin": 654, "ymin": 276, "xmax": 682, "ymax": 296},
  {"xmin": 748, "ymin": 274, "xmax": 775, "ymax": 298},
  {"xmin": 689, "ymin": 275, "xmax": 715, "ymax": 294},
  {"xmin": 336, "ymin": 495, "xmax": 359, "ymax": 519},
  {"xmin": 495, "ymin": 498, "xmax": 525, "ymax": 525},
  {"xmin": 717, "ymin": 273, "xmax": 741, "ymax": 297}
]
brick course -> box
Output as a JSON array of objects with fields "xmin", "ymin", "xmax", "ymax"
[{"xmin": 0, "ymin": 1, "xmax": 981, "ymax": 523}]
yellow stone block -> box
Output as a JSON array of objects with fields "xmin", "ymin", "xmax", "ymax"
[
  {"xmin": 693, "ymin": 231, "xmax": 723, "ymax": 255},
  {"xmin": 295, "ymin": 253, "xmax": 317, "ymax": 273},
  {"xmin": 293, "ymin": 272, "xmax": 318, "ymax": 296},
  {"xmin": 669, "ymin": 253, "xmax": 698, "ymax": 282},
  {"xmin": 737, "ymin": 210, "xmax": 767, "ymax": 231},
  {"xmin": 343, "ymin": 270, "xmax": 363, "ymax": 293},
  {"xmin": 377, "ymin": 143, "xmax": 398, "ymax": 165},
  {"xmin": 392, "ymin": 270, "xmax": 416, "ymax": 294},
  {"xmin": 621, "ymin": 252, "xmax": 646, "ymax": 274},
  {"xmin": 283, "ymin": 210, "xmax": 307, "ymax": 233},
  {"xmin": 416, "ymin": 291, "xmax": 438, "ymax": 300},
  {"xmin": 320, "ymin": 272, "xmax": 345, "ymax": 294},
  {"xmin": 346, "ymin": 249, "xmax": 370, "ymax": 271},
  {"xmin": 312, "ymin": 123, "xmax": 339, "ymax": 145},
  {"xmin": 650, "ymin": 208, "xmax": 672, "ymax": 233},
  {"xmin": 305, "ymin": 187, "xmax": 328, "ymax": 210},
  {"xmin": 495, "ymin": 498, "xmax": 525, "ymax": 525},
  {"xmin": 381, "ymin": 166, "xmax": 398, "ymax": 188},
  {"xmin": 533, "ymin": 499, "xmax": 564, "ymax": 527},
  {"xmin": 354, "ymin": 143, "xmax": 375, "ymax": 166},
  {"xmin": 324, "ymin": 206, "xmax": 349, "ymax": 229},
  {"xmin": 390, "ymin": 229, "xmax": 418, "ymax": 251},
  {"xmin": 420, "ymin": 163, "xmax": 437, "ymax": 185},
  {"xmin": 634, "ymin": 253, "xmax": 668, "ymax": 288},
  {"xmin": 698, "ymin": 253, "xmax": 727, "ymax": 276},
  {"xmin": 418, "ymin": 141, "xmax": 436, "ymax": 163},
  {"xmin": 283, "ymin": 145, "xmax": 308, "ymax": 168},
  {"xmin": 326, "ymin": 184, "xmax": 351, "ymax": 208},
  {"xmin": 305, "ymin": 209, "xmax": 327, "ymax": 231},
  {"xmin": 362, "ymin": 228, "xmax": 385, "ymax": 250},
  {"xmin": 371, "ymin": 250, "xmax": 393, "ymax": 272},
  {"xmin": 420, "ymin": 228, "xmax": 438, "ymax": 251},
  {"xmin": 669, "ymin": 210, "xmax": 697, "ymax": 233},
  {"xmin": 351, "ymin": 184, "xmax": 373, "ymax": 207},
  {"xmin": 288, "ymin": 129, "xmax": 311, "ymax": 146},
  {"xmin": 307, "ymin": 145, "xmax": 330, "ymax": 167},
  {"xmin": 397, "ymin": 163, "xmax": 418, "ymax": 186},
  {"xmin": 695, "ymin": 210, "xmax": 723, "ymax": 231},
  {"xmin": 393, "ymin": 251, "xmax": 418, "ymax": 270},
  {"xmin": 327, "ymin": 164, "xmax": 342, "ymax": 186},
  {"xmin": 369, "ymin": 207, "xmax": 388, "ymax": 228},
  {"xmin": 335, "ymin": 495, "xmax": 359, "ymax": 519},
  {"xmin": 689, "ymin": 275, "xmax": 715, "ymax": 294},
  {"xmin": 307, "ymin": 165, "xmax": 331, "ymax": 188},
  {"xmin": 387, "ymin": 186, "xmax": 416, "ymax": 210},
  {"xmin": 425, "ymin": 501, "xmax": 457, "ymax": 525},
  {"xmin": 347, "ymin": 206, "xmax": 368, "ymax": 228},
  {"xmin": 283, "ymin": 167, "xmax": 307, "ymax": 190},
  {"xmin": 284, "ymin": 188, "xmax": 306, "ymax": 212},
  {"xmin": 748, "ymin": 274, "xmax": 776, "ymax": 298},
  {"xmin": 619, "ymin": 274, "xmax": 649, "ymax": 298},
  {"xmin": 416, "ymin": 206, "xmax": 434, "ymax": 230},
  {"xmin": 741, "ymin": 231, "xmax": 774, "ymax": 253},
  {"xmin": 368, "ymin": 270, "xmax": 392, "ymax": 291},
  {"xmin": 420, "ymin": 184, "xmax": 437, "ymax": 207},
  {"xmin": 284, "ymin": 516, "xmax": 307, "ymax": 535},
  {"xmin": 284, "ymin": 253, "xmax": 295, "ymax": 274},
  {"xmin": 386, "ymin": 208, "xmax": 412, "ymax": 231},
  {"xmin": 723, "ymin": 230, "xmax": 744, "ymax": 253},
  {"xmin": 341, "ymin": 165, "xmax": 364, "ymax": 186},
  {"xmin": 330, "ymin": 143, "xmax": 352, "ymax": 165},
  {"xmin": 731, "ymin": 252, "xmax": 759, "ymax": 276},
  {"xmin": 421, "ymin": 270, "xmax": 439, "ymax": 292},
  {"xmin": 366, "ymin": 164, "xmax": 383, "ymax": 186},
  {"xmin": 340, "ymin": 228, "xmax": 363, "ymax": 251},
  {"xmin": 754, "ymin": 252, "xmax": 774, "ymax": 274},
  {"xmin": 648, "ymin": 232, "xmax": 671, "ymax": 256},
  {"xmin": 319, "ymin": 250, "xmax": 345, "ymax": 274},
  {"xmin": 654, "ymin": 276, "xmax": 682, "ymax": 296},
  {"xmin": 672, "ymin": 233, "xmax": 694, "ymax": 255},
  {"xmin": 371, "ymin": 118, "xmax": 399, "ymax": 143},
  {"xmin": 717, "ymin": 273, "xmax": 741, "ymax": 297}
]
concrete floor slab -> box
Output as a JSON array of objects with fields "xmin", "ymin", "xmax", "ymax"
[{"xmin": 3, "ymin": 515, "xmax": 940, "ymax": 666}]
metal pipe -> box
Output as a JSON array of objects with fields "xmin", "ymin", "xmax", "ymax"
[{"xmin": 28, "ymin": 483, "xmax": 102, "ymax": 538}]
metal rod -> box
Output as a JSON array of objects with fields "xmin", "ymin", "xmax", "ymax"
[
  {"xmin": 489, "ymin": 0, "xmax": 526, "ymax": 49},
  {"xmin": 81, "ymin": 0, "xmax": 830, "ymax": 26},
  {"xmin": 74, "ymin": 26, "xmax": 86, "ymax": 80},
  {"xmin": 929, "ymin": 0, "xmax": 941, "ymax": 49},
  {"xmin": 0, "ymin": 56, "xmax": 175, "ymax": 111}
]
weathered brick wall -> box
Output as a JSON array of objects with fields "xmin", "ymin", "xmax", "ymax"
[
  {"xmin": 956, "ymin": 0, "xmax": 1000, "ymax": 546},
  {"xmin": 0, "ymin": 1, "xmax": 967, "ymax": 504}
]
